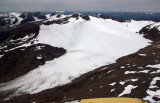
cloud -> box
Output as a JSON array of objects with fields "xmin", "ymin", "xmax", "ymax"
[{"xmin": 0, "ymin": 0, "xmax": 159, "ymax": 12}]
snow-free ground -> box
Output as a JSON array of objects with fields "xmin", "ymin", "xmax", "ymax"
[{"xmin": 0, "ymin": 16, "xmax": 153, "ymax": 97}]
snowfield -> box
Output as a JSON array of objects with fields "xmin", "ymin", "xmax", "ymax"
[{"xmin": 0, "ymin": 16, "xmax": 153, "ymax": 97}]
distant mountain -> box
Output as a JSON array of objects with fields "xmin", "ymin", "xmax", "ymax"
[{"xmin": 0, "ymin": 12, "xmax": 47, "ymax": 28}]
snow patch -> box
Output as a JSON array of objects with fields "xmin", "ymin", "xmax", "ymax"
[
  {"xmin": 37, "ymin": 56, "xmax": 42, "ymax": 60},
  {"xmin": 125, "ymin": 71, "xmax": 136, "ymax": 74},
  {"xmin": 118, "ymin": 85, "xmax": 137, "ymax": 96},
  {"xmin": 150, "ymin": 77, "xmax": 160, "ymax": 85},
  {"xmin": 109, "ymin": 82, "xmax": 116, "ymax": 86},
  {"xmin": 130, "ymin": 79, "xmax": 138, "ymax": 82},
  {"xmin": 139, "ymin": 70, "xmax": 149, "ymax": 73},
  {"xmin": 0, "ymin": 54, "xmax": 4, "ymax": 58},
  {"xmin": 99, "ymin": 67, "xmax": 108, "ymax": 71},
  {"xmin": 138, "ymin": 54, "xmax": 147, "ymax": 56},
  {"xmin": 65, "ymin": 100, "xmax": 79, "ymax": 103},
  {"xmin": 120, "ymin": 66, "xmax": 125, "ymax": 69},
  {"xmin": 146, "ymin": 64, "xmax": 160, "ymax": 68},
  {"xmin": 100, "ymin": 86, "xmax": 103, "ymax": 88},
  {"xmin": 120, "ymin": 81, "xmax": 125, "ymax": 85},
  {"xmin": 111, "ymin": 89, "xmax": 115, "ymax": 92}
]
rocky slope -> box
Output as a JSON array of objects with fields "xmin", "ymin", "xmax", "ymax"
[
  {"xmin": 0, "ymin": 12, "xmax": 160, "ymax": 103},
  {"xmin": 139, "ymin": 23, "xmax": 160, "ymax": 41},
  {"xmin": 0, "ymin": 14, "xmax": 67, "ymax": 89}
]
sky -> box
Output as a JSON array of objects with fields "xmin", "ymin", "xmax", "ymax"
[{"xmin": 0, "ymin": 0, "xmax": 160, "ymax": 12}]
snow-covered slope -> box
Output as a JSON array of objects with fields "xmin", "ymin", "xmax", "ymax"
[{"xmin": 0, "ymin": 16, "xmax": 153, "ymax": 98}]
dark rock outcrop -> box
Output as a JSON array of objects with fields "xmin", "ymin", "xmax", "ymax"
[
  {"xmin": 93, "ymin": 14, "xmax": 126, "ymax": 22},
  {"xmin": 0, "ymin": 18, "xmax": 8, "ymax": 27},
  {"xmin": 33, "ymin": 12, "xmax": 46, "ymax": 19},
  {"xmin": 56, "ymin": 14, "xmax": 62, "ymax": 18},
  {"xmin": 71, "ymin": 13, "xmax": 80, "ymax": 20},
  {"xmin": 50, "ymin": 13, "xmax": 56, "ymax": 17},
  {"xmin": 139, "ymin": 24, "xmax": 160, "ymax": 41},
  {"xmin": 71, "ymin": 13, "xmax": 90, "ymax": 21},
  {"xmin": 44, "ymin": 19, "xmax": 69, "ymax": 25},
  {"xmin": 20, "ymin": 15, "xmax": 35, "ymax": 25},
  {"xmin": 81, "ymin": 15, "xmax": 90, "ymax": 21},
  {"xmin": 0, "ymin": 23, "xmax": 40, "ymax": 44},
  {"xmin": 19, "ymin": 13, "xmax": 26, "ymax": 18}
]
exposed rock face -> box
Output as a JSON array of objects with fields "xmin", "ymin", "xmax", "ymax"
[
  {"xmin": 71, "ymin": 13, "xmax": 80, "ymax": 20},
  {"xmin": 20, "ymin": 12, "xmax": 47, "ymax": 25},
  {"xmin": 71, "ymin": 13, "xmax": 90, "ymax": 21},
  {"xmin": 0, "ymin": 16, "xmax": 10, "ymax": 27},
  {"xmin": 56, "ymin": 14, "xmax": 62, "ymax": 18},
  {"xmin": 19, "ymin": 13, "xmax": 26, "ymax": 18},
  {"xmin": 33, "ymin": 12, "xmax": 47, "ymax": 19},
  {"xmin": 20, "ymin": 15, "xmax": 35, "ymax": 25},
  {"xmin": 0, "ymin": 23, "xmax": 39, "ymax": 44},
  {"xmin": 44, "ymin": 19, "xmax": 69, "ymax": 25},
  {"xmin": 50, "ymin": 13, "xmax": 56, "ymax": 17},
  {"xmin": 20, "ymin": 12, "xmax": 47, "ymax": 20},
  {"xmin": 81, "ymin": 15, "xmax": 90, "ymax": 21},
  {"xmin": 139, "ymin": 23, "xmax": 160, "ymax": 41}
]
